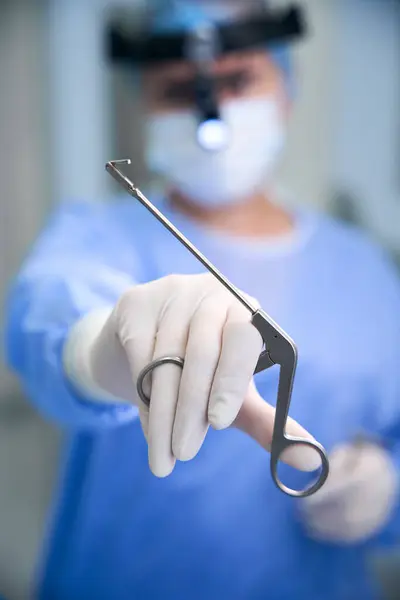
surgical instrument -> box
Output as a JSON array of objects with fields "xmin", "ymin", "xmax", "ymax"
[{"xmin": 105, "ymin": 159, "xmax": 329, "ymax": 498}]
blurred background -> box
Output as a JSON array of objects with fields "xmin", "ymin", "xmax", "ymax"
[{"xmin": 0, "ymin": 0, "xmax": 399, "ymax": 598}]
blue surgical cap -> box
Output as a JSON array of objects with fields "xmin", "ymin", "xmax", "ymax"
[{"xmin": 146, "ymin": 0, "xmax": 294, "ymax": 97}]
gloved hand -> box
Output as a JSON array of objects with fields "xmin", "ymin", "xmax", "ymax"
[
  {"xmin": 300, "ymin": 440, "xmax": 399, "ymax": 543},
  {"xmin": 64, "ymin": 273, "xmax": 320, "ymax": 477}
]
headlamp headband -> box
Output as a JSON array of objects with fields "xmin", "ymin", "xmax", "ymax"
[{"xmin": 107, "ymin": 4, "xmax": 306, "ymax": 65}]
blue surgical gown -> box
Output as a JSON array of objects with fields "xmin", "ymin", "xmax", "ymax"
[{"xmin": 5, "ymin": 198, "xmax": 400, "ymax": 600}]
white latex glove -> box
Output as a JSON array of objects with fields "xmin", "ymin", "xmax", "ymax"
[
  {"xmin": 64, "ymin": 273, "xmax": 320, "ymax": 477},
  {"xmin": 300, "ymin": 440, "xmax": 399, "ymax": 544}
]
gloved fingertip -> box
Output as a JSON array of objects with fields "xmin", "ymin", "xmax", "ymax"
[
  {"xmin": 172, "ymin": 437, "xmax": 191, "ymax": 462},
  {"xmin": 148, "ymin": 442, "xmax": 176, "ymax": 478},
  {"xmin": 149, "ymin": 458, "xmax": 176, "ymax": 479},
  {"xmin": 281, "ymin": 416, "xmax": 324, "ymax": 472},
  {"xmin": 208, "ymin": 395, "xmax": 238, "ymax": 430},
  {"xmin": 173, "ymin": 446, "xmax": 197, "ymax": 462},
  {"xmin": 172, "ymin": 430, "xmax": 206, "ymax": 463},
  {"xmin": 282, "ymin": 443, "xmax": 322, "ymax": 472}
]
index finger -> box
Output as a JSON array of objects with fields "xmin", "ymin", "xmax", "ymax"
[{"xmin": 234, "ymin": 380, "xmax": 322, "ymax": 472}]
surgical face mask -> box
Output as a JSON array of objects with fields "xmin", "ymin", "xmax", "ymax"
[{"xmin": 145, "ymin": 96, "xmax": 286, "ymax": 207}]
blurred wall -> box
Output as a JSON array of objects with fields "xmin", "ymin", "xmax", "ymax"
[
  {"xmin": 277, "ymin": 0, "xmax": 334, "ymax": 209},
  {"xmin": 0, "ymin": 3, "xmax": 60, "ymax": 599},
  {"xmin": 0, "ymin": 0, "xmax": 50, "ymax": 401},
  {"xmin": 46, "ymin": 0, "xmax": 118, "ymax": 203},
  {"xmin": 330, "ymin": 0, "xmax": 400, "ymax": 257}
]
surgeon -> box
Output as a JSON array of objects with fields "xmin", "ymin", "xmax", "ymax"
[{"xmin": 5, "ymin": 1, "xmax": 400, "ymax": 599}]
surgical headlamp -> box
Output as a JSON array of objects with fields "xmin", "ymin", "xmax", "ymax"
[{"xmin": 107, "ymin": 4, "xmax": 306, "ymax": 152}]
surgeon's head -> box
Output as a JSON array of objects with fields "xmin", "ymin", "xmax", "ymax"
[{"xmin": 109, "ymin": 0, "xmax": 304, "ymax": 209}]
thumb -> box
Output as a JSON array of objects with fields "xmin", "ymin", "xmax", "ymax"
[{"xmin": 232, "ymin": 380, "xmax": 321, "ymax": 472}]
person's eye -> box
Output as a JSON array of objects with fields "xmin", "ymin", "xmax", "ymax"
[
  {"xmin": 162, "ymin": 81, "xmax": 195, "ymax": 104},
  {"xmin": 219, "ymin": 72, "xmax": 254, "ymax": 95}
]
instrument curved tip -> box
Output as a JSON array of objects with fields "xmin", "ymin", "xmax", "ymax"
[{"xmin": 105, "ymin": 158, "xmax": 132, "ymax": 169}]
